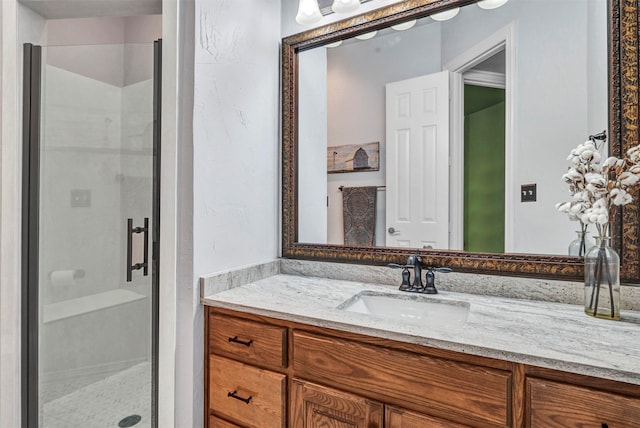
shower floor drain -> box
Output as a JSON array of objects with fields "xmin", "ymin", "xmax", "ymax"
[{"xmin": 118, "ymin": 415, "xmax": 142, "ymax": 427}]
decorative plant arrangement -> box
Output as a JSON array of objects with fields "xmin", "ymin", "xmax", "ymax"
[{"xmin": 557, "ymin": 131, "xmax": 640, "ymax": 319}]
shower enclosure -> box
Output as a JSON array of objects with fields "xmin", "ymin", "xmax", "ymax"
[{"xmin": 22, "ymin": 41, "xmax": 161, "ymax": 428}]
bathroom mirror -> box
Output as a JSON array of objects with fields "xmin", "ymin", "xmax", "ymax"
[{"xmin": 282, "ymin": 0, "xmax": 640, "ymax": 281}]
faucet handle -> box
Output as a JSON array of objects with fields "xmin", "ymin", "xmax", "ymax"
[
  {"xmin": 387, "ymin": 263, "xmax": 410, "ymax": 269},
  {"xmin": 387, "ymin": 263, "xmax": 412, "ymax": 290},
  {"xmin": 428, "ymin": 267, "xmax": 452, "ymax": 273},
  {"xmin": 421, "ymin": 266, "xmax": 452, "ymax": 294}
]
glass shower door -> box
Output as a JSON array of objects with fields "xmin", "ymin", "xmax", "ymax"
[{"xmin": 24, "ymin": 42, "xmax": 159, "ymax": 428}]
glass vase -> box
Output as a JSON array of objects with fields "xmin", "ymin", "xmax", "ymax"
[
  {"xmin": 568, "ymin": 230, "xmax": 594, "ymax": 257},
  {"xmin": 584, "ymin": 236, "xmax": 620, "ymax": 320}
]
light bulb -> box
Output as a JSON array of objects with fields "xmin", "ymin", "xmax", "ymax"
[
  {"xmin": 296, "ymin": 0, "xmax": 322, "ymax": 25},
  {"xmin": 477, "ymin": 0, "xmax": 509, "ymax": 10},
  {"xmin": 355, "ymin": 31, "xmax": 377, "ymax": 40},
  {"xmin": 391, "ymin": 20, "xmax": 417, "ymax": 31},
  {"xmin": 332, "ymin": 0, "xmax": 360, "ymax": 14},
  {"xmin": 430, "ymin": 7, "xmax": 460, "ymax": 21}
]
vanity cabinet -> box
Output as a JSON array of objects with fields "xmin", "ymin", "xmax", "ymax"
[
  {"xmin": 207, "ymin": 312, "xmax": 288, "ymax": 428},
  {"xmin": 525, "ymin": 377, "xmax": 640, "ymax": 428},
  {"xmin": 205, "ymin": 307, "xmax": 640, "ymax": 428}
]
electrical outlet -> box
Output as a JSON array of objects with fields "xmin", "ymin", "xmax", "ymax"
[
  {"xmin": 70, "ymin": 189, "xmax": 91, "ymax": 208},
  {"xmin": 521, "ymin": 184, "xmax": 536, "ymax": 202}
]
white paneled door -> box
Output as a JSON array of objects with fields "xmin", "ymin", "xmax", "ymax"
[{"xmin": 385, "ymin": 71, "xmax": 450, "ymax": 249}]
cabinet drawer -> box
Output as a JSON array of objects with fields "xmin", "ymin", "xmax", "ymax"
[
  {"xmin": 210, "ymin": 355, "xmax": 286, "ymax": 428},
  {"xmin": 209, "ymin": 414, "xmax": 243, "ymax": 428},
  {"xmin": 209, "ymin": 313, "xmax": 287, "ymax": 369},
  {"xmin": 526, "ymin": 377, "xmax": 640, "ymax": 427},
  {"xmin": 293, "ymin": 331, "xmax": 511, "ymax": 427}
]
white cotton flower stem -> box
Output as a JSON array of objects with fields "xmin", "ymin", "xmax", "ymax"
[
  {"xmin": 579, "ymin": 222, "xmax": 588, "ymax": 256},
  {"xmin": 588, "ymin": 239, "xmax": 616, "ymax": 319},
  {"xmin": 588, "ymin": 248, "xmax": 602, "ymax": 312},
  {"xmin": 607, "ymin": 267, "xmax": 615, "ymax": 318}
]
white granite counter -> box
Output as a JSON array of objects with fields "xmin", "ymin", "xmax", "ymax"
[{"xmin": 201, "ymin": 272, "xmax": 640, "ymax": 385}]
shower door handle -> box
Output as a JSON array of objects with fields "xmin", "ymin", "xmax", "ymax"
[{"xmin": 127, "ymin": 217, "xmax": 149, "ymax": 282}]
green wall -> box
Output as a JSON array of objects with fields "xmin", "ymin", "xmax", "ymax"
[{"xmin": 463, "ymin": 85, "xmax": 505, "ymax": 253}]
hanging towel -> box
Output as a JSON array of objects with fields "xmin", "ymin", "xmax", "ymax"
[{"xmin": 342, "ymin": 186, "xmax": 377, "ymax": 246}]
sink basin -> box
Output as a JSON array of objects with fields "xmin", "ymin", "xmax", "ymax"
[{"xmin": 338, "ymin": 291, "xmax": 470, "ymax": 328}]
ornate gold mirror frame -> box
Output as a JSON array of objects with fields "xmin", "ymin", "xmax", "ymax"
[{"xmin": 282, "ymin": 0, "xmax": 640, "ymax": 282}]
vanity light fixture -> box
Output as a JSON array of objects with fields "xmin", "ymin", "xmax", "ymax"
[
  {"xmin": 332, "ymin": 0, "xmax": 361, "ymax": 14},
  {"xmin": 355, "ymin": 30, "xmax": 377, "ymax": 40},
  {"xmin": 326, "ymin": 40, "xmax": 343, "ymax": 48},
  {"xmin": 477, "ymin": 0, "xmax": 510, "ymax": 10},
  {"xmin": 391, "ymin": 19, "xmax": 417, "ymax": 31},
  {"xmin": 430, "ymin": 7, "xmax": 460, "ymax": 21},
  {"xmin": 296, "ymin": 0, "xmax": 322, "ymax": 25}
]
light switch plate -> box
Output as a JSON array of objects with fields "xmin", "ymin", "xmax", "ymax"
[
  {"xmin": 521, "ymin": 184, "xmax": 536, "ymax": 202},
  {"xmin": 70, "ymin": 189, "xmax": 91, "ymax": 208}
]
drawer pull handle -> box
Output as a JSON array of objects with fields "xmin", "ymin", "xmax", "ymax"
[
  {"xmin": 227, "ymin": 390, "xmax": 252, "ymax": 404},
  {"xmin": 228, "ymin": 336, "xmax": 253, "ymax": 347},
  {"xmin": 602, "ymin": 424, "xmax": 609, "ymax": 428}
]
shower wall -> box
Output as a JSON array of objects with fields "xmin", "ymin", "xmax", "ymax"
[
  {"xmin": 40, "ymin": 64, "xmax": 124, "ymax": 304},
  {"xmin": 40, "ymin": 15, "xmax": 160, "ymax": 305},
  {"xmin": 40, "ymin": 55, "xmax": 155, "ymax": 304}
]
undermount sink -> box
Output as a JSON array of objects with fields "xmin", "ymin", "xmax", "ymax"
[{"xmin": 338, "ymin": 291, "xmax": 470, "ymax": 328}]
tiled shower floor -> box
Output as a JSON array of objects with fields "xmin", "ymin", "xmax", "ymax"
[{"xmin": 42, "ymin": 362, "xmax": 151, "ymax": 428}]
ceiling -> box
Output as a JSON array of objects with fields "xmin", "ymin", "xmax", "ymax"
[{"xmin": 19, "ymin": 0, "xmax": 161, "ymax": 19}]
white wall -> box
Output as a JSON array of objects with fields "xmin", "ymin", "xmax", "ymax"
[
  {"xmin": 587, "ymin": 0, "xmax": 608, "ymax": 136},
  {"xmin": 188, "ymin": 1, "xmax": 281, "ymax": 427}
]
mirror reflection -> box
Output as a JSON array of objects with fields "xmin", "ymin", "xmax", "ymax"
[{"xmin": 297, "ymin": 0, "xmax": 608, "ymax": 256}]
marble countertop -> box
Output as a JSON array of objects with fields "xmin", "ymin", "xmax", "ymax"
[{"xmin": 202, "ymin": 273, "xmax": 640, "ymax": 385}]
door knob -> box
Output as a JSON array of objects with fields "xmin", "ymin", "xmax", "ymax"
[{"xmin": 388, "ymin": 227, "xmax": 400, "ymax": 234}]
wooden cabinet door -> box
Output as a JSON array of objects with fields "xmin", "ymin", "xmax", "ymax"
[
  {"xmin": 386, "ymin": 405, "xmax": 471, "ymax": 428},
  {"xmin": 291, "ymin": 379, "xmax": 383, "ymax": 428}
]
